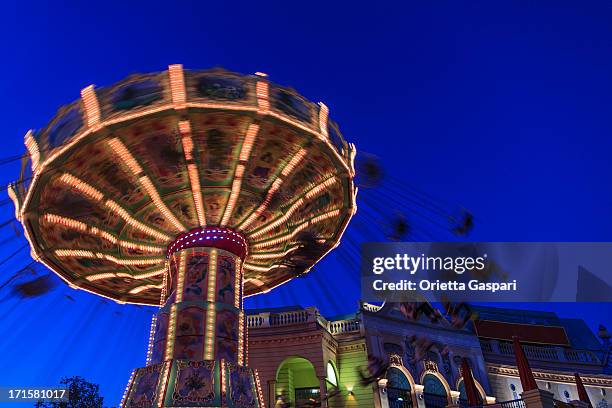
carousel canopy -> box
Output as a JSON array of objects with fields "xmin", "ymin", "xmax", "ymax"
[{"xmin": 10, "ymin": 65, "xmax": 357, "ymax": 305}]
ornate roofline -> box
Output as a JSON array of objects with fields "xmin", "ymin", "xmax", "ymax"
[{"xmin": 487, "ymin": 364, "xmax": 612, "ymax": 387}]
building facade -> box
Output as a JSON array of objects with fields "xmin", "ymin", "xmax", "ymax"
[{"xmin": 246, "ymin": 303, "xmax": 612, "ymax": 408}]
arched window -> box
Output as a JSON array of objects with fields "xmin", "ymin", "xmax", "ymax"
[
  {"xmin": 326, "ymin": 362, "xmax": 338, "ymax": 387},
  {"xmin": 275, "ymin": 356, "xmax": 319, "ymax": 407},
  {"xmin": 386, "ymin": 367, "xmax": 413, "ymax": 408},
  {"xmin": 458, "ymin": 379, "xmax": 484, "ymax": 407},
  {"xmin": 423, "ymin": 374, "xmax": 448, "ymax": 408}
]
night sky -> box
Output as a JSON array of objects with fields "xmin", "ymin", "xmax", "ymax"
[{"xmin": 1, "ymin": 1, "xmax": 612, "ymax": 406}]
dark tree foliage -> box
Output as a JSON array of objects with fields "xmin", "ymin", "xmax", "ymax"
[{"xmin": 34, "ymin": 376, "xmax": 105, "ymax": 408}]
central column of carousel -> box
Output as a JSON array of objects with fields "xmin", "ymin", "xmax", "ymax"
[{"xmin": 122, "ymin": 227, "xmax": 264, "ymax": 408}]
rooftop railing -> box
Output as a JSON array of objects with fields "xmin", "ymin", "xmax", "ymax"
[
  {"xmin": 247, "ymin": 308, "xmax": 362, "ymax": 336},
  {"xmin": 460, "ymin": 398, "xmax": 525, "ymax": 408},
  {"xmin": 480, "ymin": 339, "xmax": 601, "ymax": 365},
  {"xmin": 270, "ymin": 309, "xmax": 310, "ymax": 326},
  {"xmin": 328, "ymin": 319, "xmax": 361, "ymax": 335}
]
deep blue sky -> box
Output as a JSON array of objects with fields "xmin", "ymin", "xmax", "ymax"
[{"xmin": 1, "ymin": 1, "xmax": 612, "ymax": 406}]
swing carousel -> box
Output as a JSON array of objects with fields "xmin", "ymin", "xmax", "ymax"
[{"xmin": 9, "ymin": 64, "xmax": 357, "ymax": 407}]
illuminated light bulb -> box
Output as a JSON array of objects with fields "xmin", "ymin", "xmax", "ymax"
[
  {"xmin": 85, "ymin": 273, "xmax": 119, "ymax": 281},
  {"xmin": 168, "ymin": 64, "xmax": 186, "ymax": 107},
  {"xmin": 90, "ymin": 227, "xmax": 117, "ymax": 244},
  {"xmin": 254, "ymin": 370, "xmax": 265, "ymax": 407},
  {"xmin": 221, "ymin": 360, "xmax": 226, "ymax": 394},
  {"xmin": 54, "ymin": 249, "xmax": 163, "ymax": 266},
  {"xmin": 7, "ymin": 185, "xmax": 20, "ymax": 221},
  {"xmin": 251, "ymin": 208, "xmax": 340, "ymax": 249},
  {"xmin": 178, "ymin": 120, "xmax": 191, "ymax": 134},
  {"xmin": 175, "ymin": 252, "xmax": 186, "ymax": 302},
  {"xmin": 60, "ymin": 173, "xmax": 104, "ymax": 201},
  {"xmin": 187, "ymin": 164, "xmax": 206, "ymax": 226},
  {"xmin": 249, "ymin": 199, "xmax": 304, "ymax": 239},
  {"xmin": 145, "ymin": 314, "xmax": 157, "ymax": 365},
  {"xmin": 85, "ymin": 267, "xmax": 165, "ymax": 282},
  {"xmin": 243, "ymin": 263, "xmax": 283, "ymax": 272},
  {"xmin": 318, "ymin": 103, "xmax": 329, "ymax": 140},
  {"xmin": 118, "ymin": 240, "xmax": 164, "ymax": 254},
  {"xmin": 180, "ymin": 121, "xmax": 207, "ymax": 226},
  {"xmin": 43, "ymin": 213, "xmax": 87, "ymax": 231},
  {"xmin": 240, "ymin": 149, "xmax": 307, "ymax": 231},
  {"xmin": 248, "ymin": 247, "xmax": 300, "ymax": 260},
  {"xmin": 281, "ymin": 148, "xmax": 307, "ymax": 177},
  {"xmin": 238, "ymin": 311, "xmax": 245, "ymax": 366},
  {"xmin": 57, "ymin": 172, "xmax": 170, "ymax": 241},
  {"xmin": 43, "ymin": 213, "xmax": 165, "ymax": 254},
  {"xmin": 239, "ymin": 179, "xmax": 280, "ymax": 229},
  {"xmin": 256, "ymin": 81, "xmax": 269, "ymax": 113},
  {"xmin": 133, "ymin": 267, "xmax": 166, "ymax": 279},
  {"xmin": 107, "ymin": 138, "xmax": 143, "ymax": 175},
  {"xmin": 245, "ymin": 278, "xmax": 265, "ymax": 287},
  {"xmin": 24, "ymin": 130, "xmax": 40, "ymax": 171},
  {"xmin": 247, "ymin": 174, "xmax": 337, "ymax": 240},
  {"xmin": 129, "ymin": 282, "xmax": 164, "ymax": 294},
  {"xmin": 204, "ymin": 250, "xmax": 217, "ymax": 360},
  {"xmin": 182, "ymin": 136, "xmax": 194, "ymax": 160},
  {"xmin": 310, "ymin": 209, "xmax": 341, "ymax": 223},
  {"xmin": 55, "ymin": 249, "xmax": 95, "ymax": 258},
  {"xmin": 305, "ymin": 176, "xmax": 336, "ymax": 200},
  {"xmin": 220, "ymin": 164, "xmax": 245, "ymax": 226},
  {"xmin": 349, "ymin": 142, "xmax": 357, "ymax": 175},
  {"xmin": 244, "ymin": 314, "xmax": 249, "ymax": 364},
  {"xmin": 204, "ymin": 309, "xmax": 216, "ymax": 359},
  {"xmin": 234, "ymin": 258, "xmax": 242, "ymax": 308},
  {"xmin": 160, "ymin": 265, "xmax": 168, "ymax": 306},
  {"xmin": 107, "ymin": 138, "xmax": 186, "ymax": 232},
  {"xmin": 239, "ymin": 124, "xmax": 260, "ymax": 161},
  {"xmin": 120, "ymin": 369, "xmax": 136, "ymax": 408},
  {"xmin": 139, "ymin": 176, "xmax": 186, "ymax": 231},
  {"xmin": 251, "ymin": 173, "xmax": 335, "ymax": 234},
  {"xmin": 96, "ymin": 252, "xmax": 164, "ymax": 266},
  {"xmin": 156, "ymin": 362, "xmax": 171, "ymax": 408},
  {"xmin": 164, "ymin": 304, "xmax": 177, "ymax": 359},
  {"xmin": 105, "ymin": 200, "xmax": 172, "ymax": 241},
  {"xmin": 80, "ymin": 85, "xmax": 101, "ymax": 127}
]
